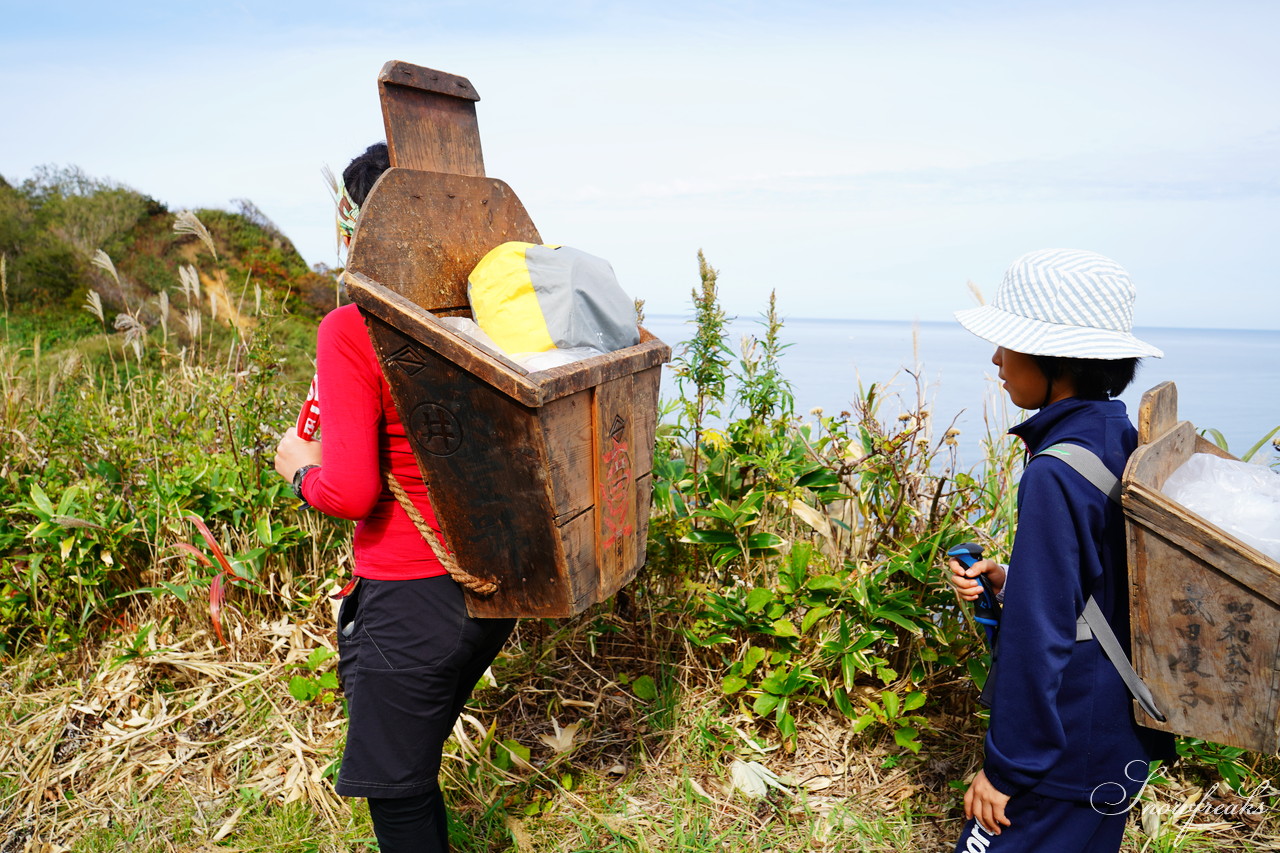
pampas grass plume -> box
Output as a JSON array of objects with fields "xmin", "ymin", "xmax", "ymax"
[{"xmin": 174, "ymin": 211, "xmax": 218, "ymax": 260}]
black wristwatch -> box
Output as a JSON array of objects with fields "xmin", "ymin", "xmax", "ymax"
[{"xmin": 292, "ymin": 464, "xmax": 320, "ymax": 504}]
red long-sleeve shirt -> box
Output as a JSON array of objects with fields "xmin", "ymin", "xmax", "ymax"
[{"xmin": 298, "ymin": 303, "xmax": 447, "ymax": 580}]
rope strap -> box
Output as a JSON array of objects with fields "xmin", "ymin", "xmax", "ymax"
[{"xmin": 383, "ymin": 470, "xmax": 500, "ymax": 596}]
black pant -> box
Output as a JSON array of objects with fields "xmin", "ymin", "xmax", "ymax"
[{"xmin": 335, "ymin": 575, "xmax": 514, "ymax": 851}]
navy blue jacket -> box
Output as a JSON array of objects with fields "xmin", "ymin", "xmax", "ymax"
[{"xmin": 984, "ymin": 397, "xmax": 1174, "ymax": 803}]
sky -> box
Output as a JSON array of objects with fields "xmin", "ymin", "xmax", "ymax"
[{"xmin": 3, "ymin": 0, "xmax": 1278, "ymax": 330}]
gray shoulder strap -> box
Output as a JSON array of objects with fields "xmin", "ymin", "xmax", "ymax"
[
  {"xmin": 1081, "ymin": 599, "xmax": 1166, "ymax": 722},
  {"xmin": 1034, "ymin": 443, "xmax": 1166, "ymax": 722},
  {"xmin": 1032, "ymin": 443, "xmax": 1121, "ymax": 505}
]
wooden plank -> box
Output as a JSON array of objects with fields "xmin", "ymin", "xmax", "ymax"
[
  {"xmin": 530, "ymin": 335, "xmax": 671, "ymax": 403},
  {"xmin": 364, "ymin": 313, "xmax": 570, "ymax": 618},
  {"xmin": 1128, "ymin": 520, "xmax": 1280, "ymax": 752},
  {"xmin": 557, "ymin": 509, "xmax": 599, "ymax": 613},
  {"xmin": 1137, "ymin": 381, "xmax": 1179, "ymax": 444},
  {"xmin": 540, "ymin": 390, "xmax": 595, "ymax": 522},
  {"xmin": 592, "ymin": 375, "xmax": 639, "ymax": 598},
  {"xmin": 1125, "ymin": 488, "xmax": 1280, "ymax": 607},
  {"xmin": 1124, "ymin": 421, "xmax": 1198, "ymax": 491},
  {"xmin": 378, "ymin": 61, "xmax": 485, "ymax": 177},
  {"xmin": 346, "ymin": 168, "xmax": 540, "ymax": 313},
  {"xmin": 628, "ymin": 364, "xmax": 664, "ymax": 477}
]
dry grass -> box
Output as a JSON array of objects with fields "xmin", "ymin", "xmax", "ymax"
[{"xmin": 0, "ymin": 593, "xmax": 1275, "ymax": 852}]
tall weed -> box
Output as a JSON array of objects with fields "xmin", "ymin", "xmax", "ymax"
[
  {"xmin": 0, "ymin": 215, "xmax": 344, "ymax": 654},
  {"xmin": 654, "ymin": 260, "xmax": 1014, "ymax": 753}
]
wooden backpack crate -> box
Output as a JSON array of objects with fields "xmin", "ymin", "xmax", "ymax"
[
  {"xmin": 1123, "ymin": 381, "xmax": 1280, "ymax": 753},
  {"xmin": 342, "ymin": 61, "xmax": 670, "ymax": 618}
]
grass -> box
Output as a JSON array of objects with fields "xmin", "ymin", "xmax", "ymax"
[
  {"xmin": 0, "ymin": 597, "xmax": 1273, "ymax": 853},
  {"xmin": 1, "ymin": 219, "xmax": 1277, "ymax": 851}
]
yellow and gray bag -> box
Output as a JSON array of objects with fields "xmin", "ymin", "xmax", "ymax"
[{"xmin": 467, "ymin": 242, "xmax": 640, "ymax": 357}]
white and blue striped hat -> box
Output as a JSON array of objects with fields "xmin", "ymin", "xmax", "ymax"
[{"xmin": 955, "ymin": 249, "xmax": 1163, "ymax": 359}]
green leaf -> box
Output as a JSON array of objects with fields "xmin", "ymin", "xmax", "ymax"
[
  {"xmin": 632, "ymin": 674, "xmax": 659, "ymax": 702},
  {"xmin": 160, "ymin": 581, "xmax": 190, "ymax": 603},
  {"xmin": 777, "ymin": 711, "xmax": 798, "ymax": 742},
  {"xmin": 806, "ymin": 574, "xmax": 841, "ymax": 591},
  {"xmin": 721, "ymin": 675, "xmax": 748, "ymax": 695},
  {"xmin": 851, "ymin": 713, "xmax": 875, "ymax": 733},
  {"xmin": 710, "ymin": 546, "xmax": 741, "ymax": 568},
  {"xmin": 288, "ymin": 675, "xmax": 317, "ymax": 702},
  {"xmin": 966, "ymin": 658, "xmax": 989, "ymax": 690},
  {"xmin": 874, "ymin": 609, "xmax": 925, "ymax": 635},
  {"xmin": 306, "ymin": 647, "xmax": 337, "ymax": 670},
  {"xmin": 796, "ymin": 469, "xmax": 839, "ymax": 489},
  {"xmin": 742, "ymin": 645, "xmax": 767, "ymax": 675},
  {"xmin": 841, "ymin": 652, "xmax": 864, "ymax": 688},
  {"xmin": 681, "ymin": 529, "xmax": 736, "ymax": 545},
  {"xmin": 881, "ymin": 690, "xmax": 900, "ymax": 720},
  {"xmin": 753, "ymin": 693, "xmax": 780, "ymax": 716},
  {"xmin": 496, "ymin": 738, "xmax": 530, "ymax": 770},
  {"xmin": 746, "ymin": 532, "xmax": 784, "ymax": 551},
  {"xmin": 770, "ymin": 619, "xmax": 800, "ymax": 639},
  {"xmin": 318, "ymin": 672, "xmax": 340, "ymax": 690},
  {"xmin": 29, "ymin": 483, "xmax": 54, "ymax": 518},
  {"xmin": 801, "ymin": 605, "xmax": 833, "ymax": 634},
  {"xmin": 1202, "ymin": 427, "xmax": 1229, "ymax": 452},
  {"xmin": 903, "ymin": 690, "xmax": 926, "ymax": 712},
  {"xmin": 1242, "ymin": 424, "xmax": 1280, "ymax": 462},
  {"xmin": 745, "ymin": 587, "xmax": 773, "ymax": 613},
  {"xmin": 832, "ymin": 687, "xmax": 855, "ymax": 720},
  {"xmin": 893, "ymin": 726, "xmax": 921, "ymax": 754}
]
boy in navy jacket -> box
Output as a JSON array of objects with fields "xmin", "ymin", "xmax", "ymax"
[{"xmin": 949, "ymin": 249, "xmax": 1175, "ymax": 852}]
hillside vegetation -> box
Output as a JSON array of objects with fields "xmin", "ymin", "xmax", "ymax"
[{"xmin": 0, "ymin": 167, "xmax": 1275, "ymax": 852}]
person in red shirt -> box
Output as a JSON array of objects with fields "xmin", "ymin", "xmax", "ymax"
[{"xmin": 274, "ymin": 142, "xmax": 514, "ymax": 853}]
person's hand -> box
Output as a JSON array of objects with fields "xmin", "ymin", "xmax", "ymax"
[
  {"xmin": 948, "ymin": 557, "xmax": 1006, "ymax": 601},
  {"xmin": 274, "ymin": 427, "xmax": 323, "ymax": 481},
  {"xmin": 964, "ymin": 769, "xmax": 1012, "ymax": 835}
]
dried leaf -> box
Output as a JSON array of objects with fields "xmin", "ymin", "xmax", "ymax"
[
  {"xmin": 789, "ymin": 499, "xmax": 834, "ymax": 542},
  {"xmin": 728, "ymin": 759, "xmax": 789, "ymax": 799},
  {"xmin": 537, "ymin": 719, "xmax": 582, "ymax": 755}
]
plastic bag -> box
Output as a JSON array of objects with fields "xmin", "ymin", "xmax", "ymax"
[
  {"xmin": 437, "ymin": 316, "xmax": 506, "ymax": 356},
  {"xmin": 438, "ymin": 316, "xmax": 603, "ymax": 371},
  {"xmin": 1162, "ymin": 453, "xmax": 1280, "ymax": 562},
  {"xmin": 513, "ymin": 346, "xmax": 604, "ymax": 371}
]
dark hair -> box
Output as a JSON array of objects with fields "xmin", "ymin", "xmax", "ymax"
[
  {"xmin": 343, "ymin": 142, "xmax": 390, "ymax": 206},
  {"xmin": 1032, "ymin": 355, "xmax": 1141, "ymax": 402}
]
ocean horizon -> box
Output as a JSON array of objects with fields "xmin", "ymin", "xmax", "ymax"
[{"xmin": 644, "ymin": 315, "xmax": 1280, "ymax": 469}]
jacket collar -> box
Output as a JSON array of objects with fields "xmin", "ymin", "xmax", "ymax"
[{"xmin": 1008, "ymin": 397, "xmax": 1126, "ymax": 455}]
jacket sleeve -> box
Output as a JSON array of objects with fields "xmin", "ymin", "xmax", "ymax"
[
  {"xmin": 982, "ymin": 460, "xmax": 1098, "ymax": 795},
  {"xmin": 298, "ymin": 310, "xmax": 385, "ymax": 520}
]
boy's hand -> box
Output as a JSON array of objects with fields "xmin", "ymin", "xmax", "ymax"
[
  {"xmin": 948, "ymin": 558, "xmax": 1006, "ymax": 601},
  {"xmin": 965, "ymin": 769, "xmax": 1012, "ymax": 834}
]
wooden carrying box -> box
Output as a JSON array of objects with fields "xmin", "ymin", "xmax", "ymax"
[
  {"xmin": 343, "ymin": 61, "xmax": 670, "ymax": 618},
  {"xmin": 1123, "ymin": 382, "xmax": 1280, "ymax": 753}
]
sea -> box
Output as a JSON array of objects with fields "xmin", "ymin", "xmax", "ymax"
[{"xmin": 642, "ymin": 315, "xmax": 1280, "ymax": 469}]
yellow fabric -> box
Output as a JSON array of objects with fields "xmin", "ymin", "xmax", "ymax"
[{"xmin": 467, "ymin": 242, "xmax": 555, "ymax": 354}]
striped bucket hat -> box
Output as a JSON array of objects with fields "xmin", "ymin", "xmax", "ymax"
[{"xmin": 955, "ymin": 249, "xmax": 1163, "ymax": 359}]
